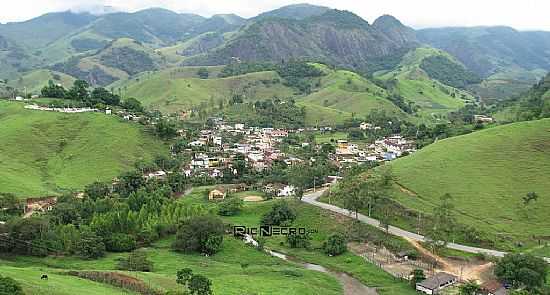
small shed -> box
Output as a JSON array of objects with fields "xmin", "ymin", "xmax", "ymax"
[{"xmin": 208, "ymin": 187, "xmax": 227, "ymax": 201}]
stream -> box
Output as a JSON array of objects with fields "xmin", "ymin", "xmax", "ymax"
[{"xmin": 244, "ymin": 235, "xmax": 378, "ymax": 295}]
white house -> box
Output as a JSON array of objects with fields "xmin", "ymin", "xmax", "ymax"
[
  {"xmin": 278, "ymin": 185, "xmax": 296, "ymax": 197},
  {"xmin": 416, "ymin": 273, "xmax": 458, "ymax": 294}
]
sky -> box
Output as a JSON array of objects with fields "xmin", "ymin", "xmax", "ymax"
[{"xmin": 0, "ymin": 0, "xmax": 548, "ymax": 31}]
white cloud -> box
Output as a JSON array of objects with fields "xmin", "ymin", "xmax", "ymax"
[{"xmin": 0, "ymin": 0, "xmax": 548, "ymax": 31}]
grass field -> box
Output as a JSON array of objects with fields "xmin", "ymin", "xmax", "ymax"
[
  {"xmin": 0, "ymin": 101, "xmax": 166, "ymax": 198},
  {"xmin": 178, "ymin": 187, "xmax": 417, "ymax": 295},
  {"xmin": 388, "ymin": 119, "xmax": 550, "ymax": 248}
]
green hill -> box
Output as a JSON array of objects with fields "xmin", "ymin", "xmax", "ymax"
[
  {"xmin": 51, "ymin": 38, "xmax": 166, "ymax": 86},
  {"xmin": 0, "ymin": 101, "xmax": 165, "ymax": 198},
  {"xmin": 8, "ymin": 69, "xmax": 76, "ymax": 94},
  {"xmin": 111, "ymin": 67, "xmax": 295, "ymax": 113},
  {"xmin": 389, "ymin": 119, "xmax": 550, "ymax": 243},
  {"xmin": 296, "ymin": 66, "xmax": 409, "ymax": 125},
  {"xmin": 376, "ymin": 47, "xmax": 475, "ymax": 121}
]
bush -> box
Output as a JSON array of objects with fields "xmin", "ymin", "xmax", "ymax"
[
  {"xmin": 287, "ymin": 233, "xmax": 311, "ymax": 249},
  {"xmin": 106, "ymin": 233, "xmax": 137, "ymax": 252},
  {"xmin": 173, "ymin": 216, "xmax": 224, "ymax": 255},
  {"xmin": 117, "ymin": 251, "xmax": 154, "ymax": 272},
  {"xmin": 0, "ymin": 275, "xmax": 23, "ymax": 295},
  {"xmin": 323, "ymin": 234, "xmax": 347, "ymax": 256},
  {"xmin": 261, "ymin": 201, "xmax": 296, "ymax": 226},
  {"xmin": 217, "ymin": 197, "xmax": 243, "ymax": 216}
]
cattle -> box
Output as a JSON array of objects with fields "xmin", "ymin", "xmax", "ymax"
[{"xmin": 41, "ymin": 274, "xmax": 48, "ymax": 280}]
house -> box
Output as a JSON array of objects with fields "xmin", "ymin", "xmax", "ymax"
[
  {"xmin": 278, "ymin": 185, "xmax": 295, "ymax": 197},
  {"xmin": 208, "ymin": 187, "xmax": 227, "ymax": 200},
  {"xmin": 480, "ymin": 280, "xmax": 509, "ymax": 295},
  {"xmin": 105, "ymin": 109, "xmax": 112, "ymax": 115},
  {"xmin": 416, "ymin": 272, "xmax": 458, "ymax": 294},
  {"xmin": 360, "ymin": 122, "xmax": 373, "ymax": 130},
  {"xmin": 474, "ymin": 115, "xmax": 494, "ymax": 123},
  {"xmin": 25, "ymin": 197, "xmax": 57, "ymax": 214},
  {"xmin": 146, "ymin": 170, "xmax": 167, "ymax": 180}
]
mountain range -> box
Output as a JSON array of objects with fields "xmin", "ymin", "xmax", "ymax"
[{"xmin": 0, "ymin": 3, "xmax": 549, "ymax": 100}]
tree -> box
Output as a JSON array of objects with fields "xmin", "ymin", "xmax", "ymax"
[
  {"xmin": 176, "ymin": 268, "xmax": 213, "ymax": 295},
  {"xmin": 0, "ymin": 275, "xmax": 23, "ymax": 295},
  {"xmin": 155, "ymin": 119, "xmax": 177, "ymax": 139},
  {"xmin": 123, "ymin": 97, "xmax": 144, "ymax": 113},
  {"xmin": 68, "ymin": 80, "xmax": 89, "ymax": 101},
  {"xmin": 90, "ymin": 87, "xmax": 120, "ymax": 106},
  {"xmin": 197, "ymin": 68, "xmax": 209, "ymax": 79},
  {"xmin": 425, "ymin": 193, "xmax": 455, "ymax": 253},
  {"xmin": 261, "ymin": 201, "xmax": 296, "ymax": 226},
  {"xmin": 459, "ymin": 280, "xmax": 481, "ymax": 295},
  {"xmin": 117, "ymin": 250, "xmax": 154, "ymax": 272},
  {"xmin": 495, "ymin": 253, "xmax": 548, "ymax": 290},
  {"xmin": 188, "ymin": 274, "xmax": 213, "ymax": 295},
  {"xmin": 173, "ymin": 216, "xmax": 224, "ymax": 255},
  {"xmin": 409, "ymin": 269, "xmax": 426, "ymax": 288},
  {"xmin": 217, "ymin": 197, "xmax": 243, "ymax": 216},
  {"xmin": 323, "ymin": 233, "xmax": 347, "ymax": 256},
  {"xmin": 84, "ymin": 181, "xmax": 111, "ymax": 200},
  {"xmin": 76, "ymin": 229, "xmax": 105, "ymax": 259},
  {"xmin": 105, "ymin": 233, "xmax": 137, "ymax": 252},
  {"xmin": 41, "ymin": 80, "xmax": 66, "ymax": 98}
]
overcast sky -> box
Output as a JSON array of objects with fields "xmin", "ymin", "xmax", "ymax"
[{"xmin": 0, "ymin": 0, "xmax": 548, "ymax": 31}]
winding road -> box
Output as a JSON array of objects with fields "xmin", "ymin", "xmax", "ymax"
[{"xmin": 301, "ymin": 189, "xmax": 550, "ymax": 261}]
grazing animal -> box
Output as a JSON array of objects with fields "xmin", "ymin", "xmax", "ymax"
[{"xmin": 41, "ymin": 274, "xmax": 48, "ymax": 280}]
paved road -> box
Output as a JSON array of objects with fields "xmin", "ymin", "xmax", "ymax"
[{"xmin": 302, "ymin": 189, "xmax": 516, "ymax": 259}]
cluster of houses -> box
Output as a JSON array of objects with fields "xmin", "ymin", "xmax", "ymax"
[{"xmin": 332, "ymin": 134, "xmax": 415, "ymax": 165}]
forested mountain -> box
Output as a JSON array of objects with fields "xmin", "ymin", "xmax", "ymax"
[
  {"xmin": 0, "ymin": 3, "xmax": 549, "ymax": 102},
  {"xmin": 184, "ymin": 9, "xmax": 419, "ymax": 74},
  {"xmin": 418, "ymin": 26, "xmax": 550, "ymax": 78}
]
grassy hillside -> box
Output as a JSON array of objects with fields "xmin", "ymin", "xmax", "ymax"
[
  {"xmin": 377, "ymin": 47, "xmax": 474, "ymax": 122},
  {"xmin": 0, "ymin": 101, "xmax": 165, "ymax": 198},
  {"xmin": 0, "ymin": 266, "xmax": 134, "ymax": 295},
  {"xmin": 389, "ymin": 119, "xmax": 550, "ymax": 243},
  {"xmin": 297, "ymin": 67, "xmax": 408, "ymax": 125},
  {"xmin": 111, "ymin": 68, "xmax": 295, "ymax": 113},
  {"xmin": 8, "ymin": 69, "xmax": 76, "ymax": 94},
  {"xmin": 2, "ymin": 234, "xmax": 341, "ymax": 295}
]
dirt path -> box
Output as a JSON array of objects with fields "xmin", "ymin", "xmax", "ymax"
[{"xmin": 406, "ymin": 238, "xmax": 494, "ymax": 282}]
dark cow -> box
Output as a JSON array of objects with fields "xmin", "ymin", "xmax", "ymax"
[{"xmin": 41, "ymin": 274, "xmax": 48, "ymax": 280}]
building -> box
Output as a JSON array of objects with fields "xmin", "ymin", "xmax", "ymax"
[
  {"xmin": 416, "ymin": 272, "xmax": 458, "ymax": 294},
  {"xmin": 278, "ymin": 185, "xmax": 295, "ymax": 197},
  {"xmin": 474, "ymin": 115, "xmax": 494, "ymax": 123},
  {"xmin": 25, "ymin": 197, "xmax": 57, "ymax": 214},
  {"xmin": 480, "ymin": 281, "xmax": 509, "ymax": 295},
  {"xmin": 208, "ymin": 187, "xmax": 227, "ymax": 200}
]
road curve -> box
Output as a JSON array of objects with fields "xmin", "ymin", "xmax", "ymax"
[{"xmin": 301, "ymin": 189, "xmax": 547, "ymax": 261}]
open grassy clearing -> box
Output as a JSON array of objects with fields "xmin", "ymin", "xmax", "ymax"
[{"xmin": 0, "ymin": 101, "xmax": 166, "ymax": 198}]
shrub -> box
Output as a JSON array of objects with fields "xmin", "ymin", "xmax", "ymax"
[
  {"xmin": 0, "ymin": 275, "xmax": 23, "ymax": 295},
  {"xmin": 323, "ymin": 234, "xmax": 347, "ymax": 256},
  {"xmin": 286, "ymin": 233, "xmax": 311, "ymax": 249},
  {"xmin": 261, "ymin": 201, "xmax": 296, "ymax": 226},
  {"xmin": 117, "ymin": 251, "xmax": 154, "ymax": 272},
  {"xmin": 173, "ymin": 216, "xmax": 224, "ymax": 255},
  {"xmin": 217, "ymin": 197, "xmax": 243, "ymax": 216},
  {"xmin": 106, "ymin": 233, "xmax": 137, "ymax": 252}
]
